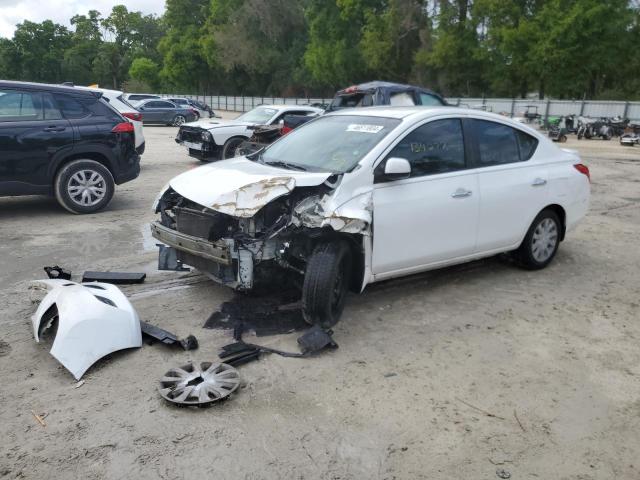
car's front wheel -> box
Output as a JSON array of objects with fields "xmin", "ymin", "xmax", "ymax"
[
  {"xmin": 222, "ymin": 137, "xmax": 246, "ymax": 159},
  {"xmin": 54, "ymin": 159, "xmax": 115, "ymax": 214},
  {"xmin": 514, "ymin": 209, "xmax": 561, "ymax": 270},
  {"xmin": 302, "ymin": 240, "xmax": 352, "ymax": 328}
]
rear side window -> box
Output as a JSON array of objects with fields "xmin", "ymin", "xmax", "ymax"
[
  {"xmin": 0, "ymin": 89, "xmax": 42, "ymax": 121},
  {"xmin": 384, "ymin": 118, "xmax": 466, "ymax": 177},
  {"xmin": 146, "ymin": 101, "xmax": 174, "ymax": 108},
  {"xmin": 331, "ymin": 93, "xmax": 373, "ymax": 109},
  {"xmin": 54, "ymin": 94, "xmax": 90, "ymax": 119},
  {"xmin": 471, "ymin": 119, "xmax": 522, "ymax": 166},
  {"xmin": 389, "ymin": 92, "xmax": 415, "ymax": 106},
  {"xmin": 42, "ymin": 94, "xmax": 63, "ymax": 120},
  {"xmin": 516, "ymin": 129, "xmax": 539, "ymax": 160}
]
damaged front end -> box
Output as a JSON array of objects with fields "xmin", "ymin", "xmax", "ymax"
[{"xmin": 151, "ymin": 170, "xmax": 371, "ymax": 292}]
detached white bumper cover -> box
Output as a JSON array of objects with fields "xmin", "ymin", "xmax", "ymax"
[{"xmin": 31, "ymin": 280, "xmax": 142, "ymax": 380}]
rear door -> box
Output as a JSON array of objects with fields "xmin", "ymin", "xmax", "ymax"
[
  {"xmin": 467, "ymin": 118, "xmax": 548, "ymax": 252},
  {"xmin": 0, "ymin": 88, "xmax": 72, "ymax": 193}
]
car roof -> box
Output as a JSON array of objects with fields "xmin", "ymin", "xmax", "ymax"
[
  {"xmin": 73, "ymin": 86, "xmax": 123, "ymax": 98},
  {"xmin": 326, "ymin": 106, "xmax": 540, "ymax": 131},
  {"xmin": 336, "ymin": 80, "xmax": 440, "ymax": 96},
  {"xmin": 253, "ymin": 104, "xmax": 324, "ymax": 112},
  {"xmin": 0, "ymin": 80, "xmax": 101, "ymax": 98}
]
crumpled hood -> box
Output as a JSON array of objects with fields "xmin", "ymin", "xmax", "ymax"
[
  {"xmin": 183, "ymin": 118, "xmax": 254, "ymax": 130},
  {"xmin": 169, "ymin": 157, "xmax": 332, "ymax": 217}
]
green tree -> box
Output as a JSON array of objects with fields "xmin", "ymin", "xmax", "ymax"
[
  {"xmin": 62, "ymin": 11, "xmax": 103, "ymax": 85},
  {"xmin": 129, "ymin": 57, "xmax": 160, "ymax": 89}
]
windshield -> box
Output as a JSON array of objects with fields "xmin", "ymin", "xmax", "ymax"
[
  {"xmin": 236, "ymin": 106, "xmax": 278, "ymax": 124},
  {"xmin": 260, "ymin": 115, "xmax": 400, "ymax": 173}
]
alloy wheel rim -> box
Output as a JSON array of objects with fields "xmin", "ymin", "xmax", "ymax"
[
  {"xmin": 174, "ymin": 115, "xmax": 186, "ymax": 126},
  {"xmin": 531, "ymin": 218, "xmax": 558, "ymax": 262},
  {"xmin": 67, "ymin": 170, "xmax": 106, "ymax": 207}
]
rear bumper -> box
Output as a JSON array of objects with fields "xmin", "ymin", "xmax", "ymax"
[{"xmin": 113, "ymin": 152, "xmax": 140, "ymax": 185}]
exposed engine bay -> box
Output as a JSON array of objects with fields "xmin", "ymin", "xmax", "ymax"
[{"xmin": 151, "ymin": 177, "xmax": 367, "ymax": 292}]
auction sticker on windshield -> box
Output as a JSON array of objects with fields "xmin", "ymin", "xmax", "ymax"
[{"xmin": 346, "ymin": 124, "xmax": 385, "ymax": 134}]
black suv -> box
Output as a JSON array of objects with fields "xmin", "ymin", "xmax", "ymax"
[{"xmin": 0, "ymin": 80, "xmax": 140, "ymax": 213}]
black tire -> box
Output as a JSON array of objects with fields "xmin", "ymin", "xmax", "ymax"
[
  {"xmin": 560, "ymin": 135, "xmax": 567, "ymax": 143},
  {"xmin": 302, "ymin": 240, "xmax": 352, "ymax": 328},
  {"xmin": 222, "ymin": 137, "xmax": 246, "ymax": 159},
  {"xmin": 513, "ymin": 209, "xmax": 561, "ymax": 270},
  {"xmin": 54, "ymin": 159, "xmax": 114, "ymax": 214}
]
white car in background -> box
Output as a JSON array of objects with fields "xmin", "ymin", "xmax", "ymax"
[
  {"xmin": 153, "ymin": 106, "xmax": 591, "ymax": 327},
  {"xmin": 174, "ymin": 104, "xmax": 323, "ymax": 161},
  {"xmin": 76, "ymin": 87, "xmax": 146, "ymax": 155}
]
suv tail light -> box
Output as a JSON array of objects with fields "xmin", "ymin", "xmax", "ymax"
[
  {"xmin": 122, "ymin": 112, "xmax": 143, "ymax": 122},
  {"xmin": 574, "ymin": 163, "xmax": 590, "ymax": 182},
  {"xmin": 112, "ymin": 122, "xmax": 135, "ymax": 133}
]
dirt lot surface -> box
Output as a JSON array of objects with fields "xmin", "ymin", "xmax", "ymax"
[{"xmin": 1, "ymin": 117, "xmax": 639, "ymax": 480}]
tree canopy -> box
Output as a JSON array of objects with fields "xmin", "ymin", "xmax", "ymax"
[{"xmin": 0, "ymin": 1, "xmax": 638, "ymax": 99}]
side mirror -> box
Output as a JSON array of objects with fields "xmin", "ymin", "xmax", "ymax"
[
  {"xmin": 384, "ymin": 157, "xmax": 411, "ymax": 180},
  {"xmin": 278, "ymin": 119, "xmax": 285, "ymax": 128}
]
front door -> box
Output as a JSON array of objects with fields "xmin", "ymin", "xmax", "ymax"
[{"xmin": 372, "ymin": 118, "xmax": 479, "ymax": 277}]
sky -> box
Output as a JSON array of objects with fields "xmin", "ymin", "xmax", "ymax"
[{"xmin": 0, "ymin": 0, "xmax": 165, "ymax": 38}]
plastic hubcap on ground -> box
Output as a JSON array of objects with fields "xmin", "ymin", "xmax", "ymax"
[
  {"xmin": 531, "ymin": 218, "xmax": 558, "ymax": 262},
  {"xmin": 158, "ymin": 362, "xmax": 240, "ymax": 406},
  {"xmin": 68, "ymin": 170, "xmax": 106, "ymax": 206}
]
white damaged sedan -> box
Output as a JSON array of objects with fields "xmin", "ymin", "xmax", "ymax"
[{"xmin": 152, "ymin": 106, "xmax": 591, "ymax": 327}]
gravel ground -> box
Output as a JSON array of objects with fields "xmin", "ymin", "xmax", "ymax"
[{"xmin": 0, "ymin": 117, "xmax": 639, "ymax": 480}]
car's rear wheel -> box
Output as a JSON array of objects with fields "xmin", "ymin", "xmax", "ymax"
[
  {"xmin": 514, "ymin": 209, "xmax": 561, "ymax": 270},
  {"xmin": 172, "ymin": 115, "xmax": 186, "ymax": 127},
  {"xmin": 302, "ymin": 240, "xmax": 352, "ymax": 328},
  {"xmin": 54, "ymin": 159, "xmax": 114, "ymax": 214},
  {"xmin": 222, "ymin": 137, "xmax": 245, "ymax": 159}
]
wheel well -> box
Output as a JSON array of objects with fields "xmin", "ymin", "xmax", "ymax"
[
  {"xmin": 54, "ymin": 153, "xmax": 113, "ymax": 183},
  {"xmin": 542, "ymin": 204, "xmax": 567, "ymax": 241}
]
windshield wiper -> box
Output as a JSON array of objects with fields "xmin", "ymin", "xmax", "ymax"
[{"xmin": 263, "ymin": 160, "xmax": 308, "ymax": 171}]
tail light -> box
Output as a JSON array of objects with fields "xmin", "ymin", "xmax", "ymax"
[
  {"xmin": 122, "ymin": 112, "xmax": 143, "ymax": 122},
  {"xmin": 574, "ymin": 163, "xmax": 590, "ymax": 182},
  {"xmin": 112, "ymin": 122, "xmax": 135, "ymax": 133},
  {"xmin": 190, "ymin": 108, "xmax": 198, "ymax": 115}
]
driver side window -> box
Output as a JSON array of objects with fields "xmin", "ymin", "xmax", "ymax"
[{"xmin": 382, "ymin": 119, "xmax": 466, "ymax": 178}]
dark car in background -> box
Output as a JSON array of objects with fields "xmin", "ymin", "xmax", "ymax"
[
  {"xmin": 0, "ymin": 80, "xmax": 140, "ymax": 214},
  {"xmin": 135, "ymin": 99, "xmax": 198, "ymax": 126},
  {"xmin": 167, "ymin": 97, "xmax": 214, "ymax": 120},
  {"xmin": 326, "ymin": 81, "xmax": 447, "ymax": 111}
]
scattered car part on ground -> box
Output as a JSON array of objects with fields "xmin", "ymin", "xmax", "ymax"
[
  {"xmin": 44, "ymin": 266, "xmax": 72, "ymax": 280},
  {"xmin": 218, "ymin": 325, "xmax": 338, "ymax": 367},
  {"xmin": 158, "ymin": 362, "xmax": 240, "ymax": 407},
  {"xmin": 0, "ymin": 80, "xmax": 141, "ymax": 214},
  {"xmin": 174, "ymin": 104, "xmax": 323, "ymax": 162},
  {"xmin": 140, "ymin": 320, "xmax": 198, "ymax": 351},
  {"xmin": 157, "ymin": 244, "xmax": 190, "ymax": 271},
  {"xmin": 31, "ymin": 279, "xmax": 142, "ymax": 380},
  {"xmin": 81, "ymin": 271, "xmax": 146, "ymax": 284},
  {"xmin": 152, "ymin": 106, "xmax": 590, "ymax": 328}
]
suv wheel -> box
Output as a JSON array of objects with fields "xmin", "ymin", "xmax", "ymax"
[
  {"xmin": 302, "ymin": 240, "xmax": 352, "ymax": 328},
  {"xmin": 514, "ymin": 209, "xmax": 561, "ymax": 270},
  {"xmin": 54, "ymin": 159, "xmax": 114, "ymax": 214}
]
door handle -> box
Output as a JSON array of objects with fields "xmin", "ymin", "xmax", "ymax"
[
  {"xmin": 451, "ymin": 188, "xmax": 472, "ymax": 198},
  {"xmin": 43, "ymin": 126, "xmax": 66, "ymax": 132},
  {"xmin": 532, "ymin": 178, "xmax": 547, "ymax": 186}
]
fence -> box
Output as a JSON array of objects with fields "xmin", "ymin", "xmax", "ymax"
[{"xmin": 166, "ymin": 94, "xmax": 640, "ymax": 121}]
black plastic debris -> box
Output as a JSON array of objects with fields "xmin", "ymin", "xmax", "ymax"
[
  {"xmin": 44, "ymin": 266, "xmax": 71, "ymax": 280},
  {"xmin": 297, "ymin": 325, "xmax": 338, "ymax": 354},
  {"xmin": 157, "ymin": 244, "xmax": 189, "ymax": 272},
  {"xmin": 218, "ymin": 324, "xmax": 338, "ymax": 367},
  {"xmin": 82, "ymin": 271, "xmax": 146, "ymax": 284},
  {"xmin": 140, "ymin": 321, "xmax": 198, "ymax": 351}
]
